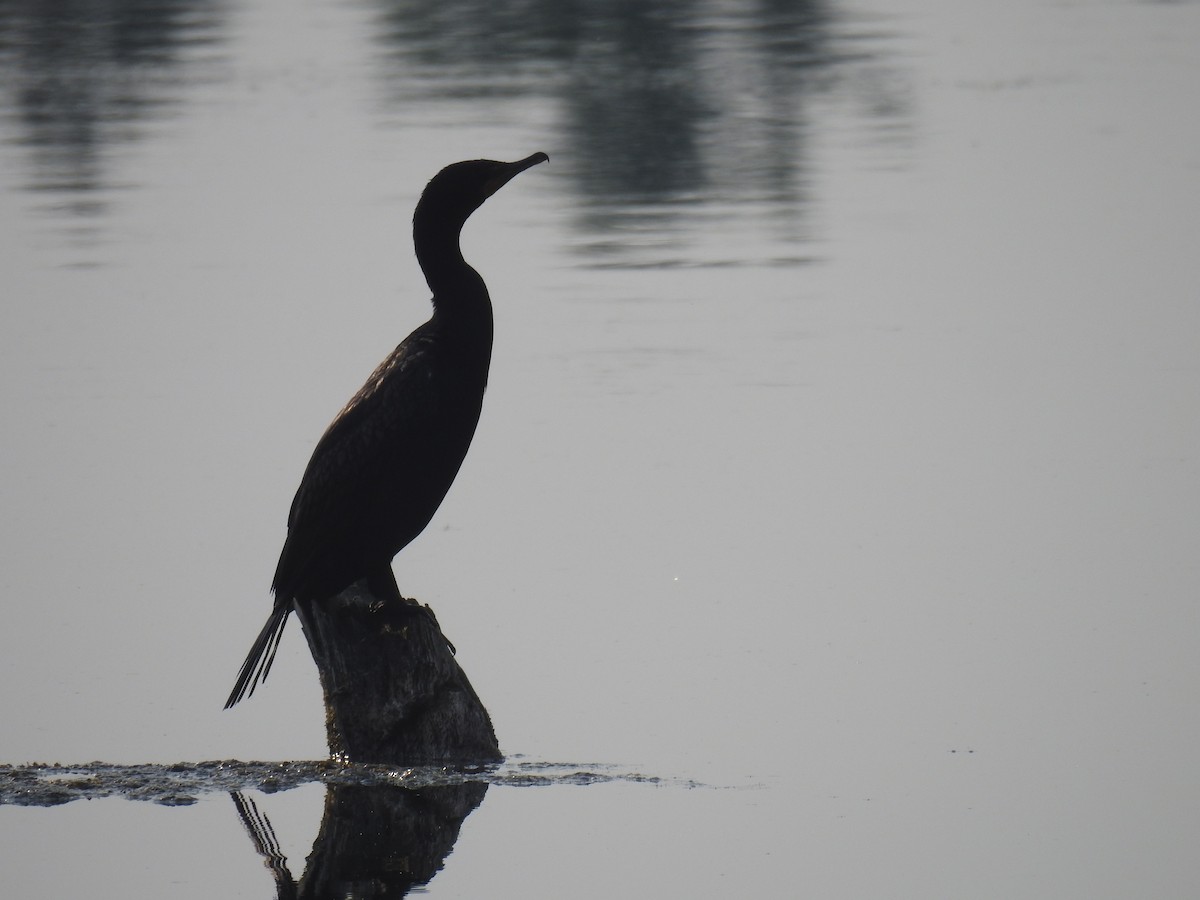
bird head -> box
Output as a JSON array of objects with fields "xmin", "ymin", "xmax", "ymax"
[{"xmin": 415, "ymin": 153, "xmax": 549, "ymax": 233}]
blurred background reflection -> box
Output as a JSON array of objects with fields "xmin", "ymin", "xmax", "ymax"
[{"xmin": 0, "ymin": 0, "xmax": 910, "ymax": 266}]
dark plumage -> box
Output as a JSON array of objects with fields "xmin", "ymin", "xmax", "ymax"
[{"xmin": 225, "ymin": 153, "xmax": 549, "ymax": 708}]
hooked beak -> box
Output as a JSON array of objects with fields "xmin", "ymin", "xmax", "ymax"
[{"xmin": 483, "ymin": 152, "xmax": 550, "ymax": 197}]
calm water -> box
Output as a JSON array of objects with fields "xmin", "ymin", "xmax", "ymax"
[{"xmin": 2, "ymin": 0, "xmax": 1199, "ymax": 895}]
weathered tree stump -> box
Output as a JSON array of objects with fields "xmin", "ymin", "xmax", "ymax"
[{"xmin": 291, "ymin": 577, "xmax": 500, "ymax": 764}]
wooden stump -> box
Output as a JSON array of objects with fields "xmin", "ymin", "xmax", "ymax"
[{"xmin": 292, "ymin": 577, "xmax": 500, "ymax": 764}]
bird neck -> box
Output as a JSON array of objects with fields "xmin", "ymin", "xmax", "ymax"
[{"xmin": 414, "ymin": 221, "xmax": 494, "ymax": 340}]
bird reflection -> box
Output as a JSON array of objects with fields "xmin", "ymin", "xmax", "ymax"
[
  {"xmin": 231, "ymin": 782, "xmax": 488, "ymax": 898},
  {"xmin": 232, "ymin": 792, "xmax": 296, "ymax": 900}
]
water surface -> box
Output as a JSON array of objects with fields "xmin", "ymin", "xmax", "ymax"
[{"xmin": 2, "ymin": 0, "xmax": 1198, "ymax": 896}]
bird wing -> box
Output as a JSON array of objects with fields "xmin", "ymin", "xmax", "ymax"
[{"xmin": 271, "ymin": 321, "xmax": 482, "ymax": 603}]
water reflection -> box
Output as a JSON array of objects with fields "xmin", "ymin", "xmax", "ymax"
[
  {"xmin": 0, "ymin": 0, "xmax": 910, "ymax": 267},
  {"xmin": 0, "ymin": 760, "xmax": 680, "ymax": 895},
  {"xmin": 371, "ymin": 0, "xmax": 910, "ymax": 266},
  {"xmin": 233, "ymin": 783, "xmax": 487, "ymax": 899},
  {"xmin": 0, "ymin": 0, "xmax": 223, "ymax": 219}
]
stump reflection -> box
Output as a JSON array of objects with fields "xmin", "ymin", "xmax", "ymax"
[{"xmin": 234, "ymin": 781, "xmax": 488, "ymax": 899}]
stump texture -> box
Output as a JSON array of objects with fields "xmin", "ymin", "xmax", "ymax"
[{"xmin": 293, "ymin": 579, "xmax": 500, "ymax": 764}]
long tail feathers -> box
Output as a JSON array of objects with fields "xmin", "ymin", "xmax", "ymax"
[{"xmin": 224, "ymin": 604, "xmax": 291, "ymax": 709}]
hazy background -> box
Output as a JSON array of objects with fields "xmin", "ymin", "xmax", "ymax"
[{"xmin": 1, "ymin": 0, "xmax": 1198, "ymax": 896}]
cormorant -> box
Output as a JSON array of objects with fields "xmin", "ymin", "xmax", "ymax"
[{"xmin": 225, "ymin": 152, "xmax": 549, "ymax": 709}]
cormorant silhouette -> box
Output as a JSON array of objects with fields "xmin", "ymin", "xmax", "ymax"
[{"xmin": 225, "ymin": 153, "xmax": 549, "ymax": 708}]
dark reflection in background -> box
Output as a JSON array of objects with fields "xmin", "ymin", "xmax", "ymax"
[
  {"xmin": 0, "ymin": 0, "xmax": 223, "ymax": 226},
  {"xmin": 373, "ymin": 0, "xmax": 909, "ymax": 265},
  {"xmin": 0, "ymin": 0, "xmax": 909, "ymax": 260}
]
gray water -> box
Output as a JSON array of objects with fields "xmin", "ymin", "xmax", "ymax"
[{"xmin": 2, "ymin": 0, "xmax": 1199, "ymax": 895}]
